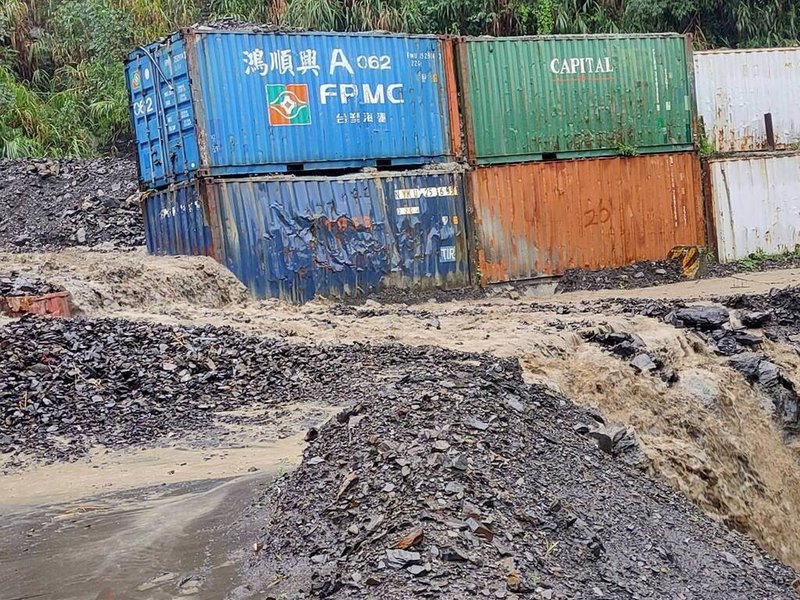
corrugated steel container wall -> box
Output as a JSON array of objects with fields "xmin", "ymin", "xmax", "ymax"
[
  {"xmin": 694, "ymin": 48, "xmax": 800, "ymax": 152},
  {"xmin": 708, "ymin": 152, "xmax": 800, "ymax": 262},
  {"xmin": 458, "ymin": 34, "xmax": 694, "ymax": 164},
  {"xmin": 143, "ymin": 169, "xmax": 471, "ymax": 302},
  {"xmin": 144, "ymin": 181, "xmax": 217, "ymax": 257},
  {"xmin": 468, "ymin": 153, "xmax": 706, "ymax": 283},
  {"xmin": 126, "ymin": 31, "xmax": 459, "ymax": 189}
]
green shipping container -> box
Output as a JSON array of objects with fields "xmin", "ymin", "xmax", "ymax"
[{"xmin": 457, "ymin": 34, "xmax": 695, "ymax": 163}]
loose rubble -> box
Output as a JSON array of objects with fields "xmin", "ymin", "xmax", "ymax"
[
  {"xmin": 594, "ymin": 293, "xmax": 800, "ymax": 433},
  {"xmin": 0, "ymin": 316, "xmax": 389, "ymax": 462},
  {"xmin": 557, "ymin": 257, "xmax": 800, "ymax": 294},
  {"xmin": 724, "ymin": 287, "xmax": 800, "ymax": 343},
  {"xmin": 557, "ymin": 259, "xmax": 685, "ymax": 292},
  {"xmin": 0, "ymin": 272, "xmax": 63, "ymax": 297},
  {"xmin": 0, "ymin": 158, "xmax": 143, "ymax": 251},
  {"xmin": 242, "ymin": 349, "xmax": 798, "ymax": 599}
]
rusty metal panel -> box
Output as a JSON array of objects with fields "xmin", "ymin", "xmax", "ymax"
[
  {"xmin": 0, "ymin": 292, "xmax": 73, "ymax": 318},
  {"xmin": 708, "ymin": 152, "xmax": 800, "ymax": 262},
  {"xmin": 144, "ymin": 181, "xmax": 216, "ymax": 257},
  {"xmin": 468, "ymin": 153, "xmax": 706, "ymax": 283},
  {"xmin": 694, "ymin": 48, "xmax": 800, "ymax": 152},
  {"xmin": 458, "ymin": 34, "xmax": 694, "ymax": 164}
]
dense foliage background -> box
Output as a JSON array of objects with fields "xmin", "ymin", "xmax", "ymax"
[{"xmin": 1, "ymin": 0, "xmax": 798, "ymax": 158}]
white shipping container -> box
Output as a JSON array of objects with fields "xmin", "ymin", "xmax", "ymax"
[
  {"xmin": 708, "ymin": 152, "xmax": 800, "ymax": 262},
  {"xmin": 695, "ymin": 48, "xmax": 800, "ymax": 152}
]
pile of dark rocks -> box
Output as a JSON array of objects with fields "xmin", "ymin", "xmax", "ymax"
[
  {"xmin": 0, "ymin": 158, "xmax": 144, "ymax": 251},
  {"xmin": 595, "ymin": 293, "xmax": 800, "ymax": 434},
  {"xmin": 557, "ymin": 259, "xmax": 685, "ymax": 293},
  {"xmin": 0, "ymin": 316, "xmax": 377, "ymax": 461},
  {"xmin": 241, "ymin": 348, "xmax": 798, "ymax": 599},
  {"xmin": 723, "ymin": 287, "xmax": 800, "ymax": 344},
  {"xmin": 0, "ymin": 272, "xmax": 63, "ymax": 297},
  {"xmin": 556, "ymin": 258, "xmax": 800, "ymax": 294}
]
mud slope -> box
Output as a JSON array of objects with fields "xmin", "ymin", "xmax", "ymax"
[
  {"xmin": 240, "ymin": 347, "xmax": 798, "ymax": 600},
  {"xmin": 0, "ymin": 249, "xmax": 248, "ymax": 313},
  {"xmin": 524, "ymin": 315, "xmax": 800, "ymax": 572}
]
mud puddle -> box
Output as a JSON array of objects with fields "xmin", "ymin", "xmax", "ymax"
[
  {"xmin": 1, "ymin": 473, "xmax": 265, "ymax": 600},
  {"xmin": 0, "ymin": 402, "xmax": 337, "ymax": 600}
]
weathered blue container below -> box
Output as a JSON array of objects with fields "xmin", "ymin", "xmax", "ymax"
[
  {"xmin": 143, "ymin": 180, "xmax": 217, "ymax": 257},
  {"xmin": 144, "ymin": 167, "xmax": 470, "ymax": 303},
  {"xmin": 126, "ymin": 29, "xmax": 460, "ymax": 189}
]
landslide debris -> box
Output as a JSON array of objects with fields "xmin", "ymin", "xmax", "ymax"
[
  {"xmin": 556, "ymin": 258, "xmax": 800, "ymax": 294},
  {"xmin": 0, "ymin": 316, "xmax": 364, "ymax": 462},
  {"xmin": 0, "ymin": 158, "xmax": 143, "ymax": 251},
  {"xmin": 1, "ymin": 272, "xmax": 63, "ymax": 297},
  {"xmin": 242, "ymin": 349, "xmax": 798, "ymax": 600}
]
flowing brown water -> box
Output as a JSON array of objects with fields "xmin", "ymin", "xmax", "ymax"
[{"xmin": 523, "ymin": 319, "xmax": 800, "ymax": 571}]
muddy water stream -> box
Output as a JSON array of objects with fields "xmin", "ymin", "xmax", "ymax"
[
  {"xmin": 1, "ymin": 404, "xmax": 336, "ymax": 600},
  {"xmin": 2, "ymin": 474, "xmax": 264, "ymax": 600}
]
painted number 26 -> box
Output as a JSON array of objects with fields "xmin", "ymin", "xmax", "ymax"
[
  {"xmin": 584, "ymin": 199, "xmax": 611, "ymax": 228},
  {"xmin": 356, "ymin": 55, "xmax": 391, "ymax": 70},
  {"xmin": 132, "ymin": 97, "xmax": 154, "ymax": 116}
]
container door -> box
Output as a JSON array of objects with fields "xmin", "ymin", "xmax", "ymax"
[
  {"xmin": 127, "ymin": 34, "xmax": 200, "ymax": 188},
  {"xmin": 382, "ymin": 172, "xmax": 470, "ymax": 289}
]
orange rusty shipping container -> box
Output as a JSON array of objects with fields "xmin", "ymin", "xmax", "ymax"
[{"xmin": 468, "ymin": 153, "xmax": 706, "ymax": 284}]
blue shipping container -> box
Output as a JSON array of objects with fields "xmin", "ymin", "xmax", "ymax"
[
  {"xmin": 126, "ymin": 29, "xmax": 460, "ymax": 189},
  {"xmin": 143, "ymin": 180, "xmax": 217, "ymax": 257},
  {"xmin": 144, "ymin": 167, "xmax": 471, "ymax": 302}
]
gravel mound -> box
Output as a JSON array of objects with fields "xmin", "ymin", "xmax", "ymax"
[
  {"xmin": 556, "ymin": 258, "xmax": 800, "ymax": 294},
  {"xmin": 0, "ymin": 317, "xmax": 356, "ymax": 462},
  {"xmin": 557, "ymin": 260, "xmax": 685, "ymax": 292},
  {"xmin": 724, "ymin": 287, "xmax": 800, "ymax": 343},
  {"xmin": 0, "ymin": 272, "xmax": 63, "ymax": 297},
  {"xmin": 241, "ymin": 348, "xmax": 799, "ymax": 599},
  {"xmin": 0, "ymin": 158, "xmax": 143, "ymax": 252}
]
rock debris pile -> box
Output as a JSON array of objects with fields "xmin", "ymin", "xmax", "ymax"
[
  {"xmin": 596, "ymin": 293, "xmax": 800, "ymax": 434},
  {"xmin": 0, "ymin": 316, "xmax": 385, "ymax": 462},
  {"xmin": 0, "ymin": 272, "xmax": 63, "ymax": 297},
  {"xmin": 0, "ymin": 158, "xmax": 143, "ymax": 251},
  {"xmin": 557, "ymin": 260, "xmax": 685, "ymax": 292},
  {"xmin": 557, "ymin": 258, "xmax": 800, "ymax": 294},
  {"xmin": 724, "ymin": 287, "xmax": 800, "ymax": 344},
  {"xmin": 243, "ymin": 350, "xmax": 798, "ymax": 599}
]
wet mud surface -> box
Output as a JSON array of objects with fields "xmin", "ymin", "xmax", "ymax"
[{"xmin": 2, "ymin": 474, "xmax": 266, "ymax": 600}]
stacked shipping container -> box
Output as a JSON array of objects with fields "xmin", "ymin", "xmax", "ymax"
[
  {"xmin": 129, "ymin": 29, "xmax": 471, "ymax": 300},
  {"xmin": 695, "ymin": 48, "xmax": 800, "ymax": 261},
  {"xmin": 136, "ymin": 29, "xmax": 800, "ymax": 299},
  {"xmin": 457, "ymin": 34, "xmax": 706, "ymax": 282}
]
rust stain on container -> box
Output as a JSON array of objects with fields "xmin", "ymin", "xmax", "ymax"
[
  {"xmin": 1, "ymin": 292, "xmax": 73, "ymax": 318},
  {"xmin": 441, "ymin": 38, "xmax": 463, "ymax": 160},
  {"xmin": 467, "ymin": 153, "xmax": 706, "ymax": 284}
]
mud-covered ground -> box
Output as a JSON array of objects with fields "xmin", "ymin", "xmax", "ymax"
[
  {"xmin": 5, "ymin": 156, "xmax": 800, "ymax": 598},
  {"xmin": 3, "ymin": 311, "xmax": 800, "ymax": 600}
]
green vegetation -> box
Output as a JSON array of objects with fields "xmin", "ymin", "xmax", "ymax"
[
  {"xmin": 616, "ymin": 142, "xmax": 639, "ymax": 157},
  {"xmin": 736, "ymin": 247, "xmax": 800, "ymax": 271},
  {"xmin": 2, "ymin": 0, "xmax": 800, "ymax": 158}
]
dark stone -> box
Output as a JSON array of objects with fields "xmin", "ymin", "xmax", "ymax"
[
  {"xmin": 673, "ymin": 306, "xmax": 730, "ymax": 330},
  {"xmin": 739, "ymin": 311, "xmax": 772, "ymax": 328}
]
